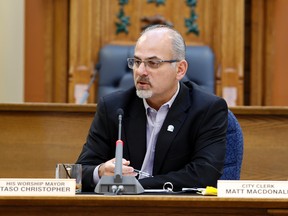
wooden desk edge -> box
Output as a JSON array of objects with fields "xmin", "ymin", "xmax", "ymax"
[
  {"xmin": 0, "ymin": 195, "xmax": 287, "ymax": 209},
  {"xmin": 1, "ymin": 103, "xmax": 288, "ymax": 115},
  {"xmin": 0, "ymin": 103, "xmax": 97, "ymax": 113}
]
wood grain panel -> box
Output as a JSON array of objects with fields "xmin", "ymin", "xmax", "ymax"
[
  {"xmin": 214, "ymin": 0, "xmax": 244, "ymax": 106},
  {"xmin": 0, "ymin": 104, "xmax": 95, "ymax": 178},
  {"xmin": 0, "ymin": 196, "xmax": 287, "ymax": 216},
  {"xmin": 101, "ymin": 0, "xmax": 217, "ymax": 45},
  {"xmin": 44, "ymin": 0, "xmax": 69, "ymax": 102},
  {"xmin": 232, "ymin": 106, "xmax": 288, "ymax": 180},
  {"xmin": 263, "ymin": 0, "xmax": 276, "ymax": 106},
  {"xmin": 0, "ymin": 104, "xmax": 288, "ymax": 182},
  {"xmin": 25, "ymin": 0, "xmax": 68, "ymax": 103},
  {"xmin": 272, "ymin": 0, "xmax": 288, "ymax": 106},
  {"xmin": 250, "ymin": 0, "xmax": 265, "ymax": 105},
  {"xmin": 68, "ymin": 0, "xmax": 101, "ymax": 103},
  {"xmin": 24, "ymin": 0, "xmax": 46, "ymax": 102},
  {"xmin": 238, "ymin": 115, "xmax": 288, "ymax": 180},
  {"xmin": 51, "ymin": 0, "xmax": 69, "ymax": 102},
  {"xmin": 249, "ymin": 0, "xmax": 288, "ymax": 106},
  {"xmin": 56, "ymin": 0, "xmax": 246, "ymax": 104},
  {"xmin": 25, "ymin": 1, "xmax": 288, "ymax": 106}
]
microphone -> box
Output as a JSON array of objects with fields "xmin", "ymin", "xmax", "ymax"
[
  {"xmin": 94, "ymin": 108, "xmax": 144, "ymax": 195},
  {"xmin": 79, "ymin": 63, "xmax": 101, "ymax": 104},
  {"xmin": 114, "ymin": 108, "xmax": 124, "ymax": 183}
]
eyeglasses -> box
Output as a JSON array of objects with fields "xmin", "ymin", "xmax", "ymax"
[{"xmin": 127, "ymin": 58, "xmax": 180, "ymax": 69}]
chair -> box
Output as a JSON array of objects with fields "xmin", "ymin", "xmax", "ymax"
[
  {"xmin": 220, "ymin": 110, "xmax": 244, "ymax": 180},
  {"xmin": 97, "ymin": 45, "xmax": 135, "ymax": 99},
  {"xmin": 96, "ymin": 44, "xmax": 215, "ymax": 99},
  {"xmin": 182, "ymin": 46, "xmax": 215, "ymax": 93}
]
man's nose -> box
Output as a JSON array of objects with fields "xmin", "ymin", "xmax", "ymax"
[{"xmin": 136, "ymin": 62, "xmax": 148, "ymax": 75}]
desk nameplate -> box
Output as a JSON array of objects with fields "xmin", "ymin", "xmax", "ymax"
[
  {"xmin": 218, "ymin": 180, "xmax": 288, "ymax": 198},
  {"xmin": 0, "ymin": 178, "xmax": 75, "ymax": 196}
]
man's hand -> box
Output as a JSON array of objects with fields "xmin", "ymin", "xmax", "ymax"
[{"xmin": 98, "ymin": 158, "xmax": 137, "ymax": 177}]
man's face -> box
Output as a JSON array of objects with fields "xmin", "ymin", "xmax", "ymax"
[{"xmin": 133, "ymin": 29, "xmax": 184, "ymax": 105}]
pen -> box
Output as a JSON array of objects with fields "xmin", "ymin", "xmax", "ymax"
[{"xmin": 112, "ymin": 162, "xmax": 152, "ymax": 177}]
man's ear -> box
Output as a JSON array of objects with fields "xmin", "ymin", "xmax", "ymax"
[{"xmin": 176, "ymin": 60, "xmax": 188, "ymax": 80}]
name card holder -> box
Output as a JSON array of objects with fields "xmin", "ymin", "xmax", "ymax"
[
  {"xmin": 218, "ymin": 180, "xmax": 288, "ymax": 198},
  {"xmin": 0, "ymin": 178, "xmax": 76, "ymax": 196}
]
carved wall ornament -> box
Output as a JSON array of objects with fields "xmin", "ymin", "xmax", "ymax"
[
  {"xmin": 141, "ymin": 14, "xmax": 173, "ymax": 30},
  {"xmin": 115, "ymin": 0, "xmax": 199, "ymax": 36},
  {"xmin": 115, "ymin": 0, "xmax": 130, "ymax": 34},
  {"xmin": 147, "ymin": 0, "xmax": 166, "ymax": 6},
  {"xmin": 184, "ymin": 0, "xmax": 200, "ymax": 35}
]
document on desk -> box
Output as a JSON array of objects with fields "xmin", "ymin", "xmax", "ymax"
[
  {"xmin": 144, "ymin": 185, "xmax": 217, "ymax": 196},
  {"xmin": 144, "ymin": 189, "xmax": 173, "ymax": 193},
  {"xmin": 144, "ymin": 182, "xmax": 175, "ymax": 193}
]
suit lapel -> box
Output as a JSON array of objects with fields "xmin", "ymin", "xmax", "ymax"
[
  {"xmin": 153, "ymin": 83, "xmax": 191, "ymax": 174},
  {"xmin": 123, "ymin": 98, "xmax": 147, "ymax": 170}
]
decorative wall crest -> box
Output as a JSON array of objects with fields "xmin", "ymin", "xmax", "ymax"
[
  {"xmin": 147, "ymin": 0, "xmax": 166, "ymax": 6},
  {"xmin": 141, "ymin": 14, "xmax": 173, "ymax": 30},
  {"xmin": 115, "ymin": 0, "xmax": 199, "ymax": 36},
  {"xmin": 115, "ymin": 0, "xmax": 130, "ymax": 34},
  {"xmin": 185, "ymin": 0, "xmax": 199, "ymax": 35}
]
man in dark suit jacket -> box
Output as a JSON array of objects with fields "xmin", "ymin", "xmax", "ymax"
[{"xmin": 76, "ymin": 25, "xmax": 228, "ymax": 192}]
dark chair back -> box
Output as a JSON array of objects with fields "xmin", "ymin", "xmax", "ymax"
[
  {"xmin": 97, "ymin": 44, "xmax": 215, "ymax": 99},
  {"xmin": 221, "ymin": 110, "xmax": 244, "ymax": 180}
]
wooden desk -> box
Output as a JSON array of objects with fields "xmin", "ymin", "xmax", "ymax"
[
  {"xmin": 231, "ymin": 106, "xmax": 288, "ymax": 180},
  {"xmin": 0, "ymin": 195, "xmax": 287, "ymax": 216},
  {"xmin": 0, "ymin": 103, "xmax": 288, "ymax": 181},
  {"xmin": 0, "ymin": 103, "xmax": 95, "ymax": 178}
]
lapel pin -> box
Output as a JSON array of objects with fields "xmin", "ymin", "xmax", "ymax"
[{"xmin": 167, "ymin": 125, "xmax": 174, "ymax": 132}]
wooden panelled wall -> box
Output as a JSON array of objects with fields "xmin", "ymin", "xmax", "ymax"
[
  {"xmin": 24, "ymin": 0, "xmax": 288, "ymax": 105},
  {"xmin": 67, "ymin": 0, "xmax": 244, "ymax": 105},
  {"xmin": 25, "ymin": 0, "xmax": 69, "ymax": 102}
]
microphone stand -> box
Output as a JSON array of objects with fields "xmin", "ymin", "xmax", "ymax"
[
  {"xmin": 78, "ymin": 63, "xmax": 101, "ymax": 104},
  {"xmin": 94, "ymin": 109, "xmax": 144, "ymax": 195}
]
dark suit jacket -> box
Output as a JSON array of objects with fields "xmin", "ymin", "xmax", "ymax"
[{"xmin": 77, "ymin": 81, "xmax": 228, "ymax": 192}]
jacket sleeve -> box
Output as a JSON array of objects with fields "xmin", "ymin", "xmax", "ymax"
[{"xmin": 76, "ymin": 97, "xmax": 116, "ymax": 192}]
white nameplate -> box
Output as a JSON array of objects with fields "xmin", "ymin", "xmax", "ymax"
[
  {"xmin": 0, "ymin": 178, "xmax": 76, "ymax": 196},
  {"xmin": 218, "ymin": 180, "xmax": 288, "ymax": 198}
]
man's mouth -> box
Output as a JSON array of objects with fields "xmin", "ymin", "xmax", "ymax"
[{"xmin": 136, "ymin": 77, "xmax": 150, "ymax": 88}]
